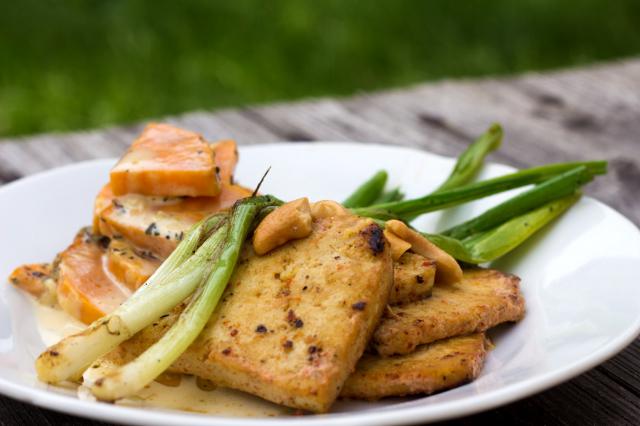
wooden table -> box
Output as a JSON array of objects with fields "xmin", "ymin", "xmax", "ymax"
[{"xmin": 1, "ymin": 59, "xmax": 639, "ymax": 425}]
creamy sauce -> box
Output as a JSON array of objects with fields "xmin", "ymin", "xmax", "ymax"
[
  {"xmin": 32, "ymin": 301, "xmax": 288, "ymax": 417},
  {"xmin": 116, "ymin": 377, "xmax": 286, "ymax": 416},
  {"xmin": 33, "ymin": 300, "xmax": 85, "ymax": 345}
]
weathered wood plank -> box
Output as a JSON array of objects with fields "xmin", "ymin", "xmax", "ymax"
[{"xmin": 1, "ymin": 58, "xmax": 639, "ymax": 425}]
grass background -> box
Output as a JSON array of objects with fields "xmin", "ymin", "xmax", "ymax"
[{"xmin": 1, "ymin": 0, "xmax": 639, "ymax": 137}]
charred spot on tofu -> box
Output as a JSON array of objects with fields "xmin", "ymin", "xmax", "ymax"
[
  {"xmin": 360, "ymin": 223, "xmax": 385, "ymax": 255},
  {"xmin": 351, "ymin": 301, "xmax": 367, "ymax": 311},
  {"xmin": 287, "ymin": 310, "xmax": 305, "ymax": 328}
]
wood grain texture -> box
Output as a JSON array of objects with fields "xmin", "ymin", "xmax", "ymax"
[{"xmin": 1, "ymin": 58, "xmax": 639, "ymax": 425}]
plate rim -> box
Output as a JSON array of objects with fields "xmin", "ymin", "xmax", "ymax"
[{"xmin": 1, "ymin": 141, "xmax": 639, "ymax": 425}]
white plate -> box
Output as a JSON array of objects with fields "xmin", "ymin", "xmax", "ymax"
[{"xmin": 1, "ymin": 142, "xmax": 640, "ymax": 425}]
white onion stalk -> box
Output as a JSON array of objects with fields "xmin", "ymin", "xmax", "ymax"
[
  {"xmin": 35, "ymin": 214, "xmax": 226, "ymax": 383},
  {"xmin": 86, "ymin": 199, "xmax": 267, "ymax": 400}
]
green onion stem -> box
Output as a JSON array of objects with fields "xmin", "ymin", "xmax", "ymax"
[
  {"xmin": 35, "ymin": 214, "xmax": 226, "ymax": 383},
  {"xmin": 87, "ymin": 197, "xmax": 274, "ymax": 400}
]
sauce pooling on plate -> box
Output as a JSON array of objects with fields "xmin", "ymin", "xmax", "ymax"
[{"xmin": 32, "ymin": 300, "xmax": 287, "ymax": 417}]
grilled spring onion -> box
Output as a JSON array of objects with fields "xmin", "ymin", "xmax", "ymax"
[
  {"xmin": 35, "ymin": 214, "xmax": 227, "ymax": 383},
  {"xmin": 86, "ymin": 198, "xmax": 271, "ymax": 400},
  {"xmin": 36, "ymin": 196, "xmax": 282, "ymax": 388}
]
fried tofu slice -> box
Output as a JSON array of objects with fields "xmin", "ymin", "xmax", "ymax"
[
  {"xmin": 111, "ymin": 214, "xmax": 394, "ymax": 412},
  {"xmin": 341, "ymin": 333, "xmax": 488, "ymax": 400},
  {"xmin": 94, "ymin": 183, "xmax": 252, "ymax": 257},
  {"xmin": 110, "ymin": 123, "xmax": 221, "ymax": 197},
  {"xmin": 389, "ymin": 252, "xmax": 435, "ymax": 305},
  {"xmin": 373, "ymin": 268, "xmax": 525, "ymax": 356}
]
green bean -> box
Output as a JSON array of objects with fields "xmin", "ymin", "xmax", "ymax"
[
  {"xmin": 463, "ymin": 193, "xmax": 580, "ymax": 262},
  {"xmin": 435, "ymin": 123, "xmax": 503, "ymax": 192},
  {"xmin": 425, "ymin": 193, "xmax": 580, "ymax": 264},
  {"xmin": 374, "ymin": 187, "xmax": 405, "ymax": 204},
  {"xmin": 343, "ymin": 170, "xmax": 388, "ymax": 208},
  {"xmin": 443, "ymin": 166, "xmax": 592, "ymax": 239},
  {"xmin": 353, "ymin": 160, "xmax": 606, "ymax": 220}
]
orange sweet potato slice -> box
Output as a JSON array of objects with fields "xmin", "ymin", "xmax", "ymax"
[
  {"xmin": 8, "ymin": 263, "xmax": 54, "ymax": 300},
  {"xmin": 106, "ymin": 237, "xmax": 161, "ymax": 291},
  {"xmin": 56, "ymin": 229, "xmax": 130, "ymax": 324},
  {"xmin": 211, "ymin": 139, "xmax": 239, "ymax": 185},
  {"xmin": 93, "ymin": 183, "xmax": 115, "ymax": 233},
  {"xmin": 95, "ymin": 183, "xmax": 252, "ymax": 258},
  {"xmin": 110, "ymin": 123, "xmax": 221, "ymax": 197}
]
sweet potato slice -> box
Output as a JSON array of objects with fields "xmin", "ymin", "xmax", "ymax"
[
  {"xmin": 8, "ymin": 263, "xmax": 55, "ymax": 301},
  {"xmin": 106, "ymin": 238, "xmax": 161, "ymax": 291},
  {"xmin": 110, "ymin": 123, "xmax": 221, "ymax": 197},
  {"xmin": 373, "ymin": 268, "xmax": 525, "ymax": 356},
  {"xmin": 56, "ymin": 229, "xmax": 130, "ymax": 324},
  {"xmin": 389, "ymin": 252, "xmax": 436, "ymax": 305},
  {"xmin": 211, "ymin": 139, "xmax": 239, "ymax": 185},
  {"xmin": 92, "ymin": 183, "xmax": 115, "ymax": 233},
  {"xmin": 341, "ymin": 334, "xmax": 488, "ymax": 400},
  {"xmin": 95, "ymin": 183, "xmax": 252, "ymax": 258}
]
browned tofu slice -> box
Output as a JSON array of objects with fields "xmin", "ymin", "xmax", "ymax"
[
  {"xmin": 110, "ymin": 123, "xmax": 221, "ymax": 197},
  {"xmin": 373, "ymin": 268, "xmax": 525, "ymax": 356},
  {"xmin": 112, "ymin": 214, "xmax": 394, "ymax": 412},
  {"xmin": 389, "ymin": 252, "xmax": 435, "ymax": 305},
  {"xmin": 341, "ymin": 333, "xmax": 488, "ymax": 400}
]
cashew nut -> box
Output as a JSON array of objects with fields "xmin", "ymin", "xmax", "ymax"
[
  {"xmin": 383, "ymin": 229, "xmax": 412, "ymax": 261},
  {"xmin": 253, "ymin": 198, "xmax": 313, "ymax": 255},
  {"xmin": 385, "ymin": 220, "xmax": 463, "ymax": 285},
  {"xmin": 310, "ymin": 200, "xmax": 350, "ymax": 219}
]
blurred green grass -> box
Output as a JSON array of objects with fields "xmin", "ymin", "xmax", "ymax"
[{"xmin": 1, "ymin": 0, "xmax": 639, "ymax": 137}]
